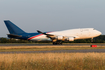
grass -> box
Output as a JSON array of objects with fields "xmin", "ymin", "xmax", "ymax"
[
  {"xmin": 0, "ymin": 45, "xmax": 105, "ymax": 52},
  {"xmin": 0, "ymin": 53, "xmax": 105, "ymax": 70},
  {"xmin": 0, "ymin": 44, "xmax": 105, "ymax": 69}
]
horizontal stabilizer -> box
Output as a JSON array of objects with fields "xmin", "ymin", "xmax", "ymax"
[{"xmin": 7, "ymin": 34, "xmax": 22, "ymax": 38}]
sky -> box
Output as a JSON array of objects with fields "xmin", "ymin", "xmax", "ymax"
[{"xmin": 0, "ymin": 0, "xmax": 105, "ymax": 37}]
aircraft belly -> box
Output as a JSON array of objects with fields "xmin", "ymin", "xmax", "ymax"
[
  {"xmin": 29, "ymin": 35, "xmax": 51, "ymax": 41},
  {"xmin": 31, "ymin": 38, "xmax": 51, "ymax": 41}
]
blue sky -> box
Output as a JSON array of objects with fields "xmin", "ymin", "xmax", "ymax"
[{"xmin": 0, "ymin": 0, "xmax": 105, "ymax": 37}]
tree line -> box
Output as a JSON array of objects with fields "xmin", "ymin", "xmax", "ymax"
[{"xmin": 0, "ymin": 35, "xmax": 105, "ymax": 43}]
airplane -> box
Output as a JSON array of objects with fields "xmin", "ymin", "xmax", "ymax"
[{"xmin": 4, "ymin": 20, "xmax": 102, "ymax": 45}]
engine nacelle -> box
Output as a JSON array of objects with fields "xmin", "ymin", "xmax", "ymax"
[
  {"xmin": 67, "ymin": 37, "xmax": 75, "ymax": 41},
  {"xmin": 56, "ymin": 36, "xmax": 63, "ymax": 40}
]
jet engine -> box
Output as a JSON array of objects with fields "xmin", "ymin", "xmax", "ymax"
[
  {"xmin": 67, "ymin": 37, "xmax": 75, "ymax": 41},
  {"xmin": 56, "ymin": 36, "xmax": 63, "ymax": 40}
]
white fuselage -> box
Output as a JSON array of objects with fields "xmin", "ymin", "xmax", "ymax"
[{"xmin": 29, "ymin": 28, "xmax": 102, "ymax": 41}]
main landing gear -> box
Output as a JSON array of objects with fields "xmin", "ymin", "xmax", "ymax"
[
  {"xmin": 53, "ymin": 42, "xmax": 62, "ymax": 45},
  {"xmin": 53, "ymin": 41, "xmax": 62, "ymax": 45}
]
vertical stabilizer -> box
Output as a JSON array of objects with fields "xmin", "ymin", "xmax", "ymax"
[{"xmin": 4, "ymin": 20, "xmax": 26, "ymax": 34}]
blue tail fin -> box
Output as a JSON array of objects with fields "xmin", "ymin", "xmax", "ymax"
[{"xmin": 4, "ymin": 20, "xmax": 26, "ymax": 34}]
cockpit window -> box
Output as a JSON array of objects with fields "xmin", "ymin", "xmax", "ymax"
[{"xmin": 93, "ymin": 28, "xmax": 95, "ymax": 30}]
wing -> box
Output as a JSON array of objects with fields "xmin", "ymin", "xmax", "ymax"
[
  {"xmin": 37, "ymin": 30, "xmax": 76, "ymax": 42},
  {"xmin": 37, "ymin": 30, "xmax": 54, "ymax": 36},
  {"xmin": 37, "ymin": 30, "xmax": 56, "ymax": 39}
]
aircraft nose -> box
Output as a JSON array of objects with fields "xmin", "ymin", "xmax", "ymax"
[{"xmin": 97, "ymin": 31, "xmax": 102, "ymax": 35}]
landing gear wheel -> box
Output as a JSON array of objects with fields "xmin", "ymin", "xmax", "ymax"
[
  {"xmin": 53, "ymin": 42, "xmax": 56, "ymax": 45},
  {"xmin": 53, "ymin": 42, "xmax": 62, "ymax": 45}
]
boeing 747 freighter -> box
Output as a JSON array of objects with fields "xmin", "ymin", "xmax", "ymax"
[{"xmin": 4, "ymin": 20, "xmax": 102, "ymax": 45}]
